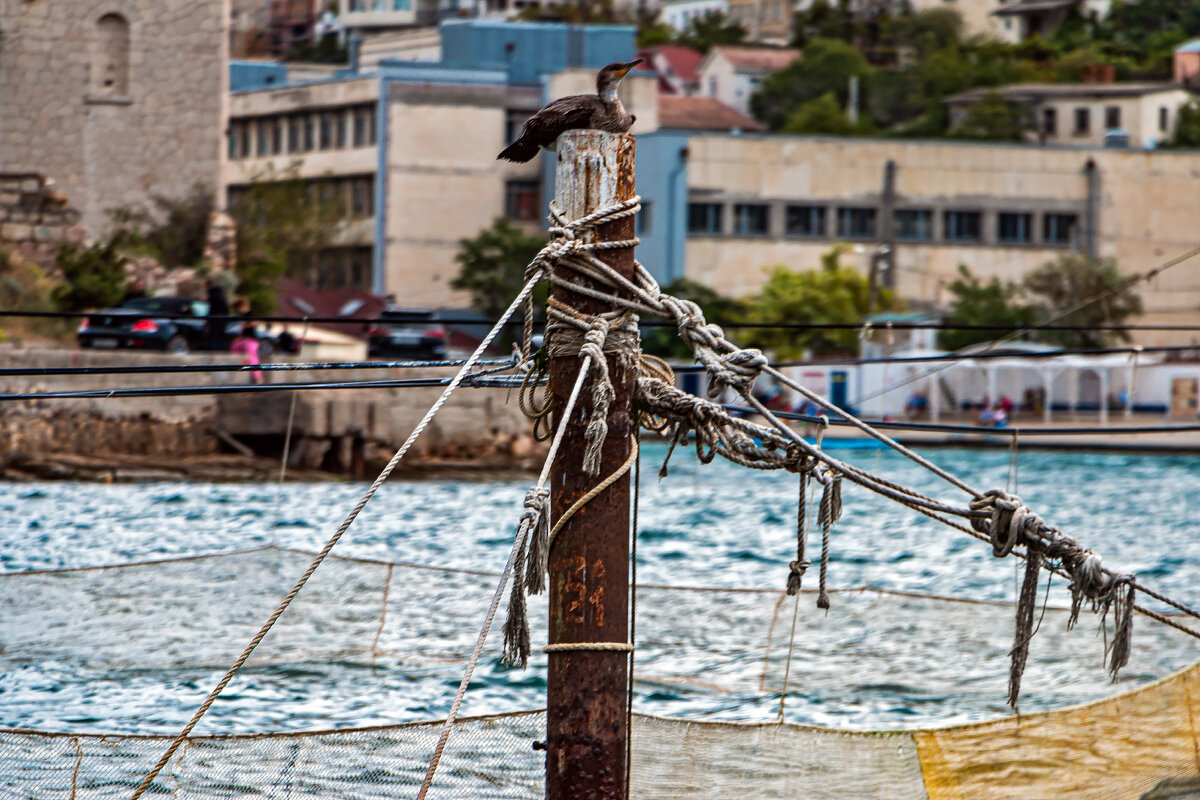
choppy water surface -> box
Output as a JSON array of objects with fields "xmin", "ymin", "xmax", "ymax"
[{"xmin": 2, "ymin": 443, "xmax": 1198, "ymax": 736}]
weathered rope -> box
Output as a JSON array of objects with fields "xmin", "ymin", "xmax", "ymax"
[
  {"xmin": 543, "ymin": 642, "xmax": 634, "ymax": 652},
  {"xmin": 132, "ymin": 270, "xmax": 543, "ymax": 800}
]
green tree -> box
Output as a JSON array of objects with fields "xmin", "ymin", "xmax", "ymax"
[
  {"xmin": 1161, "ymin": 100, "xmax": 1200, "ymax": 147},
  {"xmin": 1022, "ymin": 255, "xmax": 1142, "ymax": 349},
  {"xmin": 113, "ymin": 182, "xmax": 214, "ymax": 269},
  {"xmin": 742, "ymin": 245, "xmax": 899, "ymax": 358},
  {"xmin": 451, "ymin": 218, "xmax": 548, "ymax": 345},
  {"xmin": 782, "ymin": 92, "xmax": 860, "ymax": 135},
  {"xmin": 947, "ymin": 91, "xmax": 1032, "ymax": 141},
  {"xmin": 228, "ymin": 163, "xmax": 343, "ymax": 313},
  {"xmin": 642, "ymin": 278, "xmax": 746, "ymax": 360},
  {"xmin": 937, "ymin": 265, "xmax": 1037, "ymax": 352},
  {"xmin": 52, "ymin": 232, "xmax": 131, "ymax": 312},
  {"xmin": 900, "ymin": 8, "xmax": 964, "ymax": 56},
  {"xmin": 677, "ymin": 11, "xmax": 747, "ymax": 52},
  {"xmin": 750, "ymin": 38, "xmax": 872, "ymax": 130},
  {"xmin": 790, "ymin": 0, "xmax": 855, "ymax": 48}
]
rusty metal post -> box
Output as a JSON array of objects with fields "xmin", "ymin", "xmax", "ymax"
[{"xmin": 545, "ymin": 130, "xmax": 636, "ymax": 800}]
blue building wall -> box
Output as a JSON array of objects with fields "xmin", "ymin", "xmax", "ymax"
[
  {"xmin": 634, "ymin": 132, "xmax": 690, "ymax": 287},
  {"xmin": 230, "ymin": 61, "xmax": 289, "ymax": 92},
  {"xmin": 439, "ymin": 20, "xmax": 637, "ymax": 86}
]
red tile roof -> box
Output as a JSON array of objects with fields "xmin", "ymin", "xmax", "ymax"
[
  {"xmin": 640, "ymin": 44, "xmax": 704, "ymax": 83},
  {"xmin": 710, "ymin": 45, "xmax": 800, "ymax": 73},
  {"xmin": 657, "ymin": 96, "xmax": 764, "ymax": 132}
]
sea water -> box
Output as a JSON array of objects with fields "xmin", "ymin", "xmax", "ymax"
[{"xmin": 1, "ymin": 443, "xmax": 1198, "ymax": 735}]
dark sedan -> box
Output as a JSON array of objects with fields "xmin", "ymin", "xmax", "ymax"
[
  {"xmin": 77, "ymin": 297, "xmax": 275, "ymax": 356},
  {"xmin": 367, "ymin": 308, "xmax": 448, "ymax": 360}
]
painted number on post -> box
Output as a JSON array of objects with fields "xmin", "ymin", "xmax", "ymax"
[{"xmin": 565, "ymin": 556, "xmax": 606, "ymax": 626}]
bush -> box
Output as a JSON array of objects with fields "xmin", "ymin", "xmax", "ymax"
[{"xmin": 52, "ymin": 233, "xmax": 131, "ymax": 312}]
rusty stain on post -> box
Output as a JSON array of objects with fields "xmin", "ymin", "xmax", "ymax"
[{"xmin": 545, "ymin": 130, "xmax": 637, "ymax": 800}]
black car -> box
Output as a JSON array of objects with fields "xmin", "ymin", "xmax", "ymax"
[
  {"xmin": 77, "ymin": 296, "xmax": 276, "ymax": 356},
  {"xmin": 367, "ymin": 308, "xmax": 447, "ymax": 360}
]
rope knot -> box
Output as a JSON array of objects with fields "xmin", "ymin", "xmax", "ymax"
[
  {"xmin": 970, "ymin": 489, "xmax": 1040, "ymax": 558},
  {"xmin": 706, "ymin": 347, "xmax": 768, "ymax": 399}
]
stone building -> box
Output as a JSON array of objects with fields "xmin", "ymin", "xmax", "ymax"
[
  {"xmin": 944, "ymin": 82, "xmax": 1193, "ymax": 150},
  {"xmin": 0, "ymin": 0, "xmax": 229, "ymax": 241}
]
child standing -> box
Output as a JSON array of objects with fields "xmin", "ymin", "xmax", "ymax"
[{"xmin": 230, "ymin": 323, "xmax": 263, "ymax": 384}]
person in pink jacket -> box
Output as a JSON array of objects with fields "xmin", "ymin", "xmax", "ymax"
[{"xmin": 230, "ymin": 323, "xmax": 263, "ymax": 384}]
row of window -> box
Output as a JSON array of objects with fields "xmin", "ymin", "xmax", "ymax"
[
  {"xmin": 1042, "ymin": 105, "xmax": 1170, "ymax": 136},
  {"xmin": 346, "ymin": 0, "xmax": 409, "ymax": 11},
  {"xmin": 228, "ymin": 105, "xmax": 377, "ymax": 160},
  {"xmin": 227, "ymin": 175, "xmax": 376, "ymax": 220},
  {"xmin": 688, "ymin": 203, "xmax": 1079, "ymax": 246},
  {"xmin": 296, "ymin": 247, "xmax": 375, "ymax": 291}
]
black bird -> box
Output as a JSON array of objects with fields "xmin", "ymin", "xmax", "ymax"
[{"xmin": 497, "ymin": 59, "xmax": 643, "ymax": 163}]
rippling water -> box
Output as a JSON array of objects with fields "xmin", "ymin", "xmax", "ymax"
[{"xmin": 2, "ymin": 443, "xmax": 1198, "ymax": 736}]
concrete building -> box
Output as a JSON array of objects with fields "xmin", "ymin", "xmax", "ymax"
[
  {"xmin": 991, "ymin": 0, "xmax": 1110, "ymax": 44},
  {"xmin": 223, "ymin": 19, "xmax": 657, "ymax": 304},
  {"xmin": 628, "ymin": 134, "xmax": 1200, "ymax": 345},
  {"xmin": 0, "ymin": 0, "xmax": 229, "ymax": 240},
  {"xmin": 726, "ymin": 0, "xmax": 792, "ymax": 44},
  {"xmin": 944, "ymin": 82, "xmax": 1193, "ymax": 149},
  {"xmin": 660, "ymin": 0, "xmax": 729, "ymax": 32},
  {"xmin": 696, "ymin": 45, "xmax": 799, "ymax": 114}
]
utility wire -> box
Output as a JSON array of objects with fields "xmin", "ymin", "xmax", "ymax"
[
  {"xmin": 13, "ymin": 306, "xmax": 1200, "ymax": 333},
  {"xmin": 721, "ymin": 405, "xmax": 1200, "ymax": 437},
  {"xmin": 0, "ymin": 357, "xmax": 514, "ymax": 378}
]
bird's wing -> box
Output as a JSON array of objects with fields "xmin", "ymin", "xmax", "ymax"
[{"xmin": 518, "ymin": 95, "xmax": 602, "ymax": 148}]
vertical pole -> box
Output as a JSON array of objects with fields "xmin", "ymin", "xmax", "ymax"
[{"xmin": 546, "ymin": 130, "xmax": 636, "ymax": 800}]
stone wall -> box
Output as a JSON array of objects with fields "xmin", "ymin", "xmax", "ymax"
[
  {"xmin": 0, "ymin": 0, "xmax": 228, "ymax": 239},
  {"xmin": 0, "ymin": 173, "xmax": 86, "ymax": 267}
]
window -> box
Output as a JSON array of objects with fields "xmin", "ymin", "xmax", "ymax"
[
  {"xmin": 353, "ymin": 105, "xmax": 377, "ymax": 147},
  {"xmin": 256, "ymin": 121, "xmax": 270, "ymax": 156},
  {"xmin": 239, "ymin": 123, "xmax": 252, "ymax": 161},
  {"xmin": 350, "ymin": 176, "xmax": 374, "ymax": 218},
  {"xmin": 997, "ymin": 212, "xmax": 1032, "ymax": 244},
  {"xmin": 288, "ymin": 116, "xmax": 302, "ymax": 152},
  {"xmin": 944, "ymin": 210, "xmax": 982, "ymax": 242},
  {"xmin": 1073, "ymin": 107, "xmax": 1090, "ymax": 136},
  {"xmin": 320, "ymin": 113, "xmax": 336, "ymax": 150},
  {"xmin": 335, "ymin": 110, "xmax": 348, "ymax": 148},
  {"xmin": 271, "ymin": 118, "xmax": 284, "ymax": 155},
  {"xmin": 1043, "ymin": 213, "xmax": 1077, "ymax": 246},
  {"xmin": 1105, "ymin": 106, "xmax": 1121, "ymax": 129},
  {"xmin": 1160, "ymin": 106, "xmax": 1169, "ymax": 133},
  {"xmin": 637, "ymin": 201, "xmax": 652, "ymax": 235},
  {"xmin": 688, "ymin": 203, "xmax": 723, "ymax": 234},
  {"xmin": 1042, "ymin": 107, "xmax": 1057, "ymax": 135},
  {"xmin": 505, "ymin": 179, "xmax": 540, "ymax": 222},
  {"xmin": 785, "ymin": 205, "xmax": 825, "ymax": 237},
  {"xmin": 733, "ymin": 204, "xmax": 769, "ymax": 236},
  {"xmin": 228, "ymin": 122, "xmax": 243, "ymax": 159},
  {"xmin": 93, "ymin": 13, "xmax": 130, "ymax": 96},
  {"xmin": 894, "ymin": 209, "xmax": 933, "ymax": 241},
  {"xmin": 302, "ymin": 115, "xmax": 315, "ymax": 151},
  {"xmin": 836, "ymin": 207, "xmax": 876, "ymax": 239},
  {"xmin": 312, "ymin": 248, "xmax": 373, "ymax": 290},
  {"xmin": 506, "ymin": 109, "xmax": 534, "ymax": 147}
]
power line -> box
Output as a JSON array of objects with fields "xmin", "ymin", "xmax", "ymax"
[
  {"xmin": 722, "ymin": 405, "xmax": 1200, "ymax": 437},
  {"xmin": 0, "ymin": 371, "xmax": 528, "ymax": 403},
  {"xmin": 11, "ymin": 306, "xmax": 1200, "ymax": 333},
  {"xmin": 0, "ymin": 357, "xmax": 514, "ymax": 378}
]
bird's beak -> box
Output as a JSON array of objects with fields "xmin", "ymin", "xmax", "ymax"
[{"xmin": 616, "ymin": 58, "xmax": 644, "ymax": 79}]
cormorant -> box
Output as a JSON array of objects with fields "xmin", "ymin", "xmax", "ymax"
[{"xmin": 497, "ymin": 59, "xmax": 643, "ymax": 163}]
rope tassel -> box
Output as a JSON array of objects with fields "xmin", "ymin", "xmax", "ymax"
[
  {"xmin": 787, "ymin": 472, "xmax": 810, "ymax": 595},
  {"xmin": 816, "ymin": 474, "xmax": 842, "ymax": 610},
  {"xmin": 1007, "ymin": 545, "xmax": 1043, "ymax": 709},
  {"xmin": 501, "ymin": 534, "xmax": 531, "ymax": 669},
  {"xmin": 522, "ymin": 488, "xmax": 551, "ymax": 596},
  {"xmin": 1107, "ymin": 582, "xmax": 1135, "ymax": 679}
]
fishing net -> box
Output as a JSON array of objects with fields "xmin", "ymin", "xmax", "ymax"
[{"xmin": 2, "ymin": 547, "xmax": 1198, "ymax": 798}]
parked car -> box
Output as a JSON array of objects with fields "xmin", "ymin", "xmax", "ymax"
[
  {"xmin": 77, "ymin": 296, "xmax": 276, "ymax": 356},
  {"xmin": 366, "ymin": 307, "xmax": 447, "ymax": 360}
]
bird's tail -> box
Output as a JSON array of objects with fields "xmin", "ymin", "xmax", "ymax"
[{"xmin": 497, "ymin": 138, "xmax": 539, "ymax": 163}]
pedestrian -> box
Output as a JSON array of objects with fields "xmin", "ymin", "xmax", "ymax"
[
  {"xmin": 230, "ymin": 323, "xmax": 263, "ymax": 384},
  {"xmin": 206, "ymin": 279, "xmax": 230, "ymax": 351}
]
